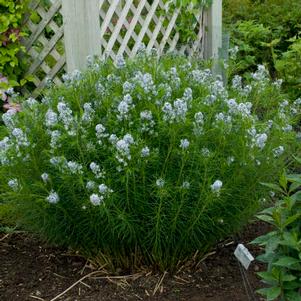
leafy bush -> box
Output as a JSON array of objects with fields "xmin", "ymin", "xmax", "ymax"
[
  {"xmin": 227, "ymin": 21, "xmax": 273, "ymax": 76},
  {"xmin": 252, "ymin": 165, "xmax": 301, "ymax": 301},
  {"xmin": 275, "ymin": 38, "xmax": 301, "ymax": 98},
  {"xmin": 0, "ymin": 0, "xmax": 30, "ymax": 89},
  {"xmin": 0, "ymin": 53, "xmax": 297, "ymax": 270},
  {"xmin": 224, "ymin": 0, "xmax": 301, "ymax": 97},
  {"xmin": 224, "ymin": 0, "xmax": 301, "ymax": 45}
]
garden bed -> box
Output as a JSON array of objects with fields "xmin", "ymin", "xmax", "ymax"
[{"xmin": 0, "ymin": 222, "xmax": 268, "ymax": 301}]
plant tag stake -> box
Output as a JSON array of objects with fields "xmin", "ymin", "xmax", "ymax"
[{"xmin": 234, "ymin": 244, "xmax": 254, "ymax": 270}]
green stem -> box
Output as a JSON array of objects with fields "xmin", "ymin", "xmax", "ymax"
[
  {"xmin": 154, "ymin": 194, "xmax": 163, "ymax": 253},
  {"xmin": 126, "ymin": 169, "xmax": 130, "ymax": 208}
]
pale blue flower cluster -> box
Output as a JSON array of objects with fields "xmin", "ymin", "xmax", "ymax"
[
  {"xmin": 211, "ymin": 180, "xmax": 223, "ymax": 195},
  {"xmin": 12, "ymin": 128, "xmax": 30, "ymax": 147},
  {"xmin": 89, "ymin": 183, "xmax": 113, "ymax": 206},
  {"xmin": 41, "ymin": 173, "xmax": 49, "ymax": 183},
  {"xmin": 115, "ymin": 134, "xmax": 135, "ymax": 167},
  {"xmin": 62, "ymin": 69, "xmax": 82, "ymax": 86},
  {"xmin": 57, "ymin": 102, "xmax": 76, "ymax": 136},
  {"xmin": 0, "ymin": 137, "xmax": 11, "ymax": 165},
  {"xmin": 140, "ymin": 110, "xmax": 155, "ymax": 134},
  {"xmin": 117, "ymin": 94, "xmax": 134, "ymax": 121},
  {"xmin": 180, "ymin": 139, "xmax": 190, "ymax": 150},
  {"xmin": 82, "ymin": 103, "xmax": 95, "ymax": 124},
  {"xmin": 164, "ymin": 67, "xmax": 181, "ymax": 89},
  {"xmin": 2, "ymin": 109, "xmax": 17, "ymax": 129},
  {"xmin": 191, "ymin": 69, "xmax": 211, "ymax": 84},
  {"xmin": 133, "ymin": 72, "xmax": 156, "ymax": 94},
  {"xmin": 8, "ymin": 178, "xmax": 19, "ymax": 191},
  {"xmin": 46, "ymin": 190, "xmax": 59, "ymax": 204},
  {"xmin": 156, "ymin": 178, "xmax": 165, "ymax": 188},
  {"xmin": 45, "ymin": 109, "xmax": 58, "ymax": 128},
  {"xmin": 95, "ymin": 124, "xmax": 108, "ymax": 144},
  {"xmin": 141, "ymin": 146, "xmax": 150, "ymax": 158},
  {"xmin": 90, "ymin": 162, "xmax": 105, "ymax": 179},
  {"xmin": 273, "ymin": 146, "xmax": 284, "ymax": 157},
  {"xmin": 50, "ymin": 130, "xmax": 61, "ymax": 149}
]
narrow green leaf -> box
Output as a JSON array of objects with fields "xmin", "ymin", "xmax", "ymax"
[
  {"xmin": 274, "ymin": 256, "xmax": 300, "ymax": 267},
  {"xmin": 291, "ymin": 191, "xmax": 301, "ymax": 201},
  {"xmin": 293, "ymin": 157, "xmax": 301, "ymax": 164},
  {"xmin": 289, "ymin": 182, "xmax": 300, "ymax": 193},
  {"xmin": 279, "ymin": 174, "xmax": 288, "ymax": 190},
  {"xmin": 251, "ymin": 232, "xmax": 277, "ymax": 245},
  {"xmin": 257, "ymin": 271, "xmax": 278, "ymax": 283},
  {"xmin": 261, "ymin": 182, "xmax": 284, "ymax": 193},
  {"xmin": 286, "ymin": 174, "xmax": 301, "ymax": 183},
  {"xmin": 284, "ymin": 214, "xmax": 301, "ymax": 228},
  {"xmin": 282, "ymin": 274, "xmax": 296, "ymax": 282},
  {"xmin": 256, "ymin": 214, "xmax": 274, "ymax": 224}
]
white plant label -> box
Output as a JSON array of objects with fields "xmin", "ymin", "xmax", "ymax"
[{"xmin": 234, "ymin": 244, "xmax": 254, "ymax": 270}]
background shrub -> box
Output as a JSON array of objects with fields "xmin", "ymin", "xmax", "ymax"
[
  {"xmin": 275, "ymin": 38, "xmax": 301, "ymax": 97},
  {"xmin": 227, "ymin": 21, "xmax": 273, "ymax": 76},
  {"xmin": 224, "ymin": 0, "xmax": 301, "ymax": 97},
  {"xmin": 0, "ymin": 0, "xmax": 31, "ymax": 89},
  {"xmin": 0, "ymin": 53, "xmax": 297, "ymax": 270}
]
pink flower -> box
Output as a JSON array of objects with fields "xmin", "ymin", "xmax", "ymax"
[
  {"xmin": 0, "ymin": 75, "xmax": 9, "ymax": 102},
  {"xmin": 3, "ymin": 102, "xmax": 22, "ymax": 112}
]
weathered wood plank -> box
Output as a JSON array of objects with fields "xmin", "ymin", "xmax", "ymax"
[
  {"xmin": 204, "ymin": 0, "xmax": 222, "ymax": 60},
  {"xmin": 62, "ymin": 0, "xmax": 101, "ymax": 72}
]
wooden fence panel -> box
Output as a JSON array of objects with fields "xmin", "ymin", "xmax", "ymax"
[
  {"xmin": 99, "ymin": 0, "xmax": 205, "ymax": 60},
  {"xmin": 22, "ymin": 0, "xmax": 221, "ymax": 96},
  {"xmin": 23, "ymin": 0, "xmax": 65, "ymax": 96}
]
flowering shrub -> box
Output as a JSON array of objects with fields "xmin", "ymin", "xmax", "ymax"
[{"xmin": 0, "ymin": 53, "xmax": 297, "ymax": 270}]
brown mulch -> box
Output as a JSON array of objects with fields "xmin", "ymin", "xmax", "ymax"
[{"xmin": 0, "ymin": 222, "xmax": 269, "ymax": 301}]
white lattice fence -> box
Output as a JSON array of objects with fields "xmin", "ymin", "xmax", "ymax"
[
  {"xmin": 99, "ymin": 0, "xmax": 205, "ymax": 60},
  {"xmin": 23, "ymin": 0, "xmax": 218, "ymax": 96},
  {"xmin": 23, "ymin": 0, "xmax": 65, "ymax": 96}
]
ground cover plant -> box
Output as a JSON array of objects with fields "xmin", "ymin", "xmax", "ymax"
[
  {"xmin": 0, "ymin": 52, "xmax": 298, "ymax": 271},
  {"xmin": 252, "ymin": 164, "xmax": 301, "ymax": 301}
]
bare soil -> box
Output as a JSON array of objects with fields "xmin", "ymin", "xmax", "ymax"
[{"xmin": 0, "ymin": 222, "xmax": 269, "ymax": 301}]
